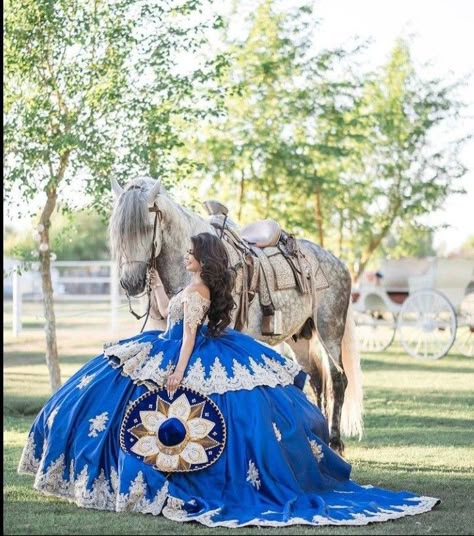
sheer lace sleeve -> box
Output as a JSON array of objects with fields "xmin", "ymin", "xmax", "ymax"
[{"xmin": 182, "ymin": 289, "xmax": 210, "ymax": 333}]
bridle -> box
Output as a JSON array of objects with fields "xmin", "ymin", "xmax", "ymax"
[{"xmin": 119, "ymin": 198, "xmax": 163, "ymax": 333}]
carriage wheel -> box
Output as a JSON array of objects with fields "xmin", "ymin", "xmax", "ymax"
[
  {"xmin": 355, "ymin": 312, "xmax": 396, "ymax": 353},
  {"xmin": 453, "ymin": 292, "xmax": 474, "ymax": 357},
  {"xmin": 397, "ymin": 289, "xmax": 457, "ymax": 360}
]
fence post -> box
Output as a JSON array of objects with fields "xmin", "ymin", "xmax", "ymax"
[
  {"xmin": 110, "ymin": 261, "xmax": 120, "ymax": 336},
  {"xmin": 12, "ymin": 264, "xmax": 22, "ymax": 337}
]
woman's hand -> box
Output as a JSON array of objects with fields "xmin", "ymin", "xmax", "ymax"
[
  {"xmin": 149, "ymin": 268, "xmax": 163, "ymax": 290},
  {"xmin": 166, "ymin": 368, "xmax": 184, "ymax": 399}
]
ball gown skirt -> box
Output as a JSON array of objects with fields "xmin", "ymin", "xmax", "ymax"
[{"xmin": 18, "ymin": 293, "xmax": 439, "ymax": 527}]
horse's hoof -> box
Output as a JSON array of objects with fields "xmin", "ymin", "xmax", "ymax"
[{"xmin": 329, "ymin": 437, "xmax": 345, "ymax": 457}]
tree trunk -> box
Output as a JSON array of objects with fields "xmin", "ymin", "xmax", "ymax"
[
  {"xmin": 237, "ymin": 170, "xmax": 245, "ymax": 222},
  {"xmin": 39, "ymin": 188, "xmax": 62, "ymax": 392},
  {"xmin": 39, "ymin": 150, "xmax": 71, "ymax": 392},
  {"xmin": 314, "ymin": 183, "xmax": 324, "ymax": 247},
  {"xmin": 337, "ymin": 208, "xmax": 343, "ymax": 257}
]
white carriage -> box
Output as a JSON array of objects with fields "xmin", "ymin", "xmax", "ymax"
[{"xmin": 352, "ymin": 257, "xmax": 474, "ymax": 359}]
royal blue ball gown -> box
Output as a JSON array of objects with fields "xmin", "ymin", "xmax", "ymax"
[{"xmin": 18, "ymin": 288, "xmax": 439, "ymax": 527}]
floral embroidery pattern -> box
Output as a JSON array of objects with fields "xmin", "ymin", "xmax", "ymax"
[
  {"xmin": 167, "ymin": 289, "xmax": 210, "ymax": 332},
  {"xmin": 77, "ymin": 374, "xmax": 96, "ymax": 390},
  {"xmin": 309, "ymin": 439, "xmax": 324, "ymax": 462},
  {"xmin": 125, "ymin": 392, "xmax": 220, "ymax": 472},
  {"xmin": 17, "ymin": 433, "xmax": 41, "ymax": 474},
  {"xmin": 273, "ymin": 423, "xmax": 282, "ymax": 442},
  {"xmin": 88, "ymin": 412, "xmax": 109, "ymax": 438},
  {"xmin": 47, "ymin": 406, "xmax": 60, "ymax": 429},
  {"xmin": 184, "ymin": 355, "xmax": 301, "ymax": 395},
  {"xmin": 18, "ymin": 433, "xmax": 439, "ymax": 526},
  {"xmin": 246, "ymin": 460, "xmax": 261, "ymax": 490},
  {"xmin": 105, "ymin": 343, "xmax": 301, "ymax": 396},
  {"xmin": 182, "ymin": 290, "xmax": 210, "ymax": 332}
]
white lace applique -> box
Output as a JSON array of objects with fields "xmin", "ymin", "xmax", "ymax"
[
  {"xmin": 162, "ymin": 496, "xmax": 187, "ymax": 520},
  {"xmin": 179, "ymin": 355, "xmax": 300, "ymax": 395},
  {"xmin": 183, "ymin": 290, "xmax": 210, "ymax": 333},
  {"xmin": 104, "ymin": 340, "xmax": 152, "ymax": 365},
  {"xmin": 309, "ymin": 439, "xmax": 324, "ymax": 462},
  {"xmin": 88, "ymin": 412, "xmax": 109, "ymax": 438},
  {"xmin": 167, "ymin": 292, "xmax": 184, "ymax": 331},
  {"xmin": 19, "ymin": 437, "xmax": 439, "ymax": 526},
  {"xmin": 17, "ymin": 432, "xmax": 41, "ymax": 474},
  {"xmin": 167, "ymin": 289, "xmax": 210, "ymax": 332},
  {"xmin": 47, "ymin": 406, "xmax": 60, "ymax": 429},
  {"xmin": 116, "ymin": 472, "xmax": 169, "ymax": 515},
  {"xmin": 273, "ymin": 423, "xmax": 282, "ymax": 442},
  {"xmin": 24, "ymin": 448, "xmax": 169, "ymax": 514},
  {"xmin": 77, "ymin": 374, "xmax": 96, "ymax": 390},
  {"xmin": 246, "ymin": 460, "xmax": 261, "ymax": 490}
]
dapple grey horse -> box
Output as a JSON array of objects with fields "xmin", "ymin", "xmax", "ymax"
[{"xmin": 109, "ymin": 176, "xmax": 363, "ymax": 454}]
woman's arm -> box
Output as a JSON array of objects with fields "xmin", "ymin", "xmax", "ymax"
[
  {"xmin": 149, "ymin": 268, "xmax": 169, "ymax": 318},
  {"xmin": 166, "ymin": 287, "xmax": 209, "ymax": 398},
  {"xmin": 166, "ymin": 321, "xmax": 196, "ymax": 398}
]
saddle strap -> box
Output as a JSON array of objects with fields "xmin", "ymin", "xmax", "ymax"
[
  {"xmin": 219, "ymin": 231, "xmax": 252, "ymax": 331},
  {"xmin": 250, "ymin": 246, "xmax": 274, "ymax": 311}
]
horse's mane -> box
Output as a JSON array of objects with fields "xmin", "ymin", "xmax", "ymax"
[{"xmin": 109, "ymin": 177, "xmax": 158, "ymax": 262}]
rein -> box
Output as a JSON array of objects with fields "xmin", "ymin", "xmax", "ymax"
[{"xmin": 120, "ymin": 202, "xmax": 163, "ymax": 333}]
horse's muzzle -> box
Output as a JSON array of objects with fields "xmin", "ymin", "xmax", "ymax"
[{"xmin": 120, "ymin": 274, "xmax": 147, "ymax": 297}]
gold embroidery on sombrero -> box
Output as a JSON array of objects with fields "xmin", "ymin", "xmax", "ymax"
[{"xmin": 124, "ymin": 392, "xmax": 222, "ymax": 472}]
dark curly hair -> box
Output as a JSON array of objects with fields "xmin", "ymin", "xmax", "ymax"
[{"xmin": 191, "ymin": 232, "xmax": 235, "ymax": 337}]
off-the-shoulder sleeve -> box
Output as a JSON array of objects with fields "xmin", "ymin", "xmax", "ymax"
[{"xmin": 182, "ymin": 290, "xmax": 210, "ymax": 333}]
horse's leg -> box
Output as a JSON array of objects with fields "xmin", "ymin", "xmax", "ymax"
[
  {"xmin": 288, "ymin": 335, "xmax": 324, "ymax": 408},
  {"xmin": 316, "ymin": 299, "xmax": 349, "ymax": 456}
]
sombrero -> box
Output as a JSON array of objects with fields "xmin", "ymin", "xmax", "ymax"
[{"xmin": 120, "ymin": 386, "xmax": 226, "ymax": 473}]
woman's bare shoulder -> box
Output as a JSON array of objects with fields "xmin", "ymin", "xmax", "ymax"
[{"xmin": 185, "ymin": 283, "xmax": 211, "ymax": 301}]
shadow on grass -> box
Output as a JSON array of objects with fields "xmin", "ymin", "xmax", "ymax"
[{"xmin": 355, "ymin": 460, "xmax": 473, "ymax": 477}]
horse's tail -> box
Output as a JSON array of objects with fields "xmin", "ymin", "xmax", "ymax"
[{"xmin": 340, "ymin": 300, "xmax": 364, "ymax": 439}]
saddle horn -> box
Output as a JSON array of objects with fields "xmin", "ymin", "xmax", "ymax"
[
  {"xmin": 111, "ymin": 177, "xmax": 124, "ymax": 197},
  {"xmin": 202, "ymin": 200, "xmax": 229, "ymax": 216}
]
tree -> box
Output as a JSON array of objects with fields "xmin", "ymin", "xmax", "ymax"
[
  {"xmin": 4, "ymin": 210, "xmax": 110, "ymax": 262},
  {"xmin": 339, "ymin": 40, "xmax": 467, "ymax": 279},
  {"xmin": 4, "ymin": 0, "xmax": 223, "ymax": 391},
  {"xmin": 185, "ymin": 0, "xmax": 365, "ymax": 243}
]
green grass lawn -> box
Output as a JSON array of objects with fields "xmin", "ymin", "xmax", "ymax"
[{"xmin": 3, "ymin": 300, "xmax": 474, "ymax": 534}]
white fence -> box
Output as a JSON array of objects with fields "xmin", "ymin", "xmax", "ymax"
[{"xmin": 5, "ymin": 260, "xmax": 123, "ymax": 337}]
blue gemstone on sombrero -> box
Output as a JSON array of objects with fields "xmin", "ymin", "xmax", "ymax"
[{"xmin": 158, "ymin": 417, "xmax": 187, "ymax": 446}]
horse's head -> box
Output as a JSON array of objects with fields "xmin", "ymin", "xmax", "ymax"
[{"xmin": 109, "ymin": 176, "xmax": 163, "ymax": 296}]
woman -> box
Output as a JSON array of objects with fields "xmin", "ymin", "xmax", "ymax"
[{"xmin": 18, "ymin": 232, "xmax": 439, "ymax": 527}]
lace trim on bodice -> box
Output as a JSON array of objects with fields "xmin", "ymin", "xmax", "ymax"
[{"xmin": 167, "ymin": 288, "xmax": 210, "ymax": 333}]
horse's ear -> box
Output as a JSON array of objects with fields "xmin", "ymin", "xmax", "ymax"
[
  {"xmin": 111, "ymin": 177, "xmax": 124, "ymax": 198},
  {"xmin": 147, "ymin": 180, "xmax": 162, "ymax": 204}
]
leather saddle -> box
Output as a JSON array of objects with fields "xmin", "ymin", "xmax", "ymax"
[
  {"xmin": 203, "ymin": 200, "xmax": 313, "ymax": 335},
  {"xmin": 240, "ymin": 219, "xmax": 281, "ymax": 248}
]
